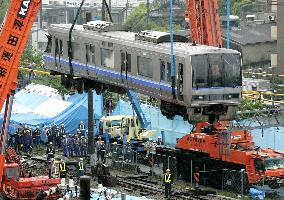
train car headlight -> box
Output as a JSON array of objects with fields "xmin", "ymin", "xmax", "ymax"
[{"xmin": 198, "ymin": 96, "xmax": 204, "ymax": 100}]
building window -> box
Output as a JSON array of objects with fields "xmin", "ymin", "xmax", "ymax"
[
  {"xmin": 101, "ymin": 48, "xmax": 114, "ymax": 68},
  {"xmin": 137, "ymin": 56, "xmax": 152, "ymax": 78},
  {"xmin": 108, "ymin": 42, "xmax": 113, "ymax": 47},
  {"xmin": 160, "ymin": 60, "xmax": 166, "ymax": 81},
  {"xmin": 121, "ymin": 52, "xmax": 131, "ymax": 72}
]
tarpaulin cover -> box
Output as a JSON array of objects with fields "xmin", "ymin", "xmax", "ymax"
[
  {"xmin": 112, "ymin": 100, "xmax": 284, "ymax": 149},
  {"xmin": 112, "ymin": 100, "xmax": 193, "ymax": 146},
  {"xmin": 0, "ymin": 90, "xmax": 103, "ymax": 135}
]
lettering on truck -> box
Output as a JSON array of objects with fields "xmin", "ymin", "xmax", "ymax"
[{"xmin": 18, "ymin": 0, "xmax": 31, "ymax": 19}]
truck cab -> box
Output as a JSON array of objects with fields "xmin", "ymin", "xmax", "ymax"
[{"xmin": 100, "ymin": 115, "xmax": 156, "ymax": 141}]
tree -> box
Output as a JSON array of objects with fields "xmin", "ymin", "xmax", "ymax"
[
  {"xmin": 218, "ymin": 0, "xmax": 252, "ymax": 16},
  {"xmin": 124, "ymin": 4, "xmax": 182, "ymax": 32},
  {"xmin": 19, "ymin": 42, "xmax": 70, "ymax": 95},
  {"xmin": 20, "ymin": 42, "xmax": 44, "ymax": 68},
  {"xmin": 0, "ymin": 0, "xmax": 9, "ymax": 24}
]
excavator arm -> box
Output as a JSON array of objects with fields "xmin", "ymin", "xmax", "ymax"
[
  {"xmin": 185, "ymin": 0, "xmax": 222, "ymax": 47},
  {"xmin": 0, "ymin": 0, "xmax": 41, "ymax": 185}
]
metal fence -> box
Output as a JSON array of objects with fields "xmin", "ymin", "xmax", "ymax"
[{"xmin": 102, "ymin": 144, "xmax": 284, "ymax": 198}]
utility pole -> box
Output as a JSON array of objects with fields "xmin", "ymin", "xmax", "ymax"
[
  {"xmin": 39, "ymin": 1, "xmax": 43, "ymax": 28},
  {"xmin": 88, "ymin": 89, "xmax": 94, "ymax": 155},
  {"xmin": 102, "ymin": 0, "xmax": 106, "ymax": 20},
  {"xmin": 146, "ymin": 0, "xmax": 149, "ymax": 29},
  {"xmin": 109, "ymin": 0, "xmax": 111, "ymax": 15},
  {"xmin": 125, "ymin": 0, "xmax": 129, "ymax": 19}
]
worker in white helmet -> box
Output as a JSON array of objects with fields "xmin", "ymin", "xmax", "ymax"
[{"xmin": 46, "ymin": 142, "xmax": 55, "ymax": 161}]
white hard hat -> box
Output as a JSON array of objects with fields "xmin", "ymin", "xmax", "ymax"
[
  {"xmin": 158, "ymin": 136, "xmax": 161, "ymax": 139},
  {"xmin": 50, "ymin": 142, "xmax": 53, "ymax": 145},
  {"xmin": 149, "ymin": 138, "xmax": 152, "ymax": 141}
]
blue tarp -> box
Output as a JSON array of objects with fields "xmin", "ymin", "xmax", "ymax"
[
  {"xmin": 112, "ymin": 100, "xmax": 192, "ymax": 145},
  {"xmin": 0, "ymin": 90, "xmax": 103, "ymax": 135}
]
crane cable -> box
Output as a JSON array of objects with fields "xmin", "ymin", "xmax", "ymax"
[
  {"xmin": 170, "ymin": 0, "xmax": 176, "ymax": 99},
  {"xmin": 68, "ymin": 0, "xmax": 85, "ymax": 81}
]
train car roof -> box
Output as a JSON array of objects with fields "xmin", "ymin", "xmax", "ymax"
[{"xmin": 49, "ymin": 24, "xmax": 240, "ymax": 56}]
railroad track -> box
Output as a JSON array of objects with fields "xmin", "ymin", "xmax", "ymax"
[{"xmin": 116, "ymin": 175, "xmax": 236, "ymax": 200}]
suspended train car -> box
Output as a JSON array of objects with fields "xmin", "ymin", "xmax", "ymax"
[{"xmin": 43, "ymin": 22, "xmax": 242, "ymax": 122}]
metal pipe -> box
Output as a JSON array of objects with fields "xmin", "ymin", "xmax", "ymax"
[
  {"xmin": 226, "ymin": 0, "xmax": 230, "ymax": 49},
  {"xmin": 3, "ymin": 94, "xmax": 14, "ymax": 153},
  {"xmin": 88, "ymin": 89, "xmax": 94, "ymax": 154}
]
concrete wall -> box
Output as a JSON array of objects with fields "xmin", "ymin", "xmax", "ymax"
[
  {"xmin": 242, "ymin": 41, "xmax": 277, "ymax": 67},
  {"xmin": 277, "ymin": 4, "xmax": 284, "ymax": 73}
]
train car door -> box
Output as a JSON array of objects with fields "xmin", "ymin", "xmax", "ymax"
[
  {"xmin": 159, "ymin": 59, "xmax": 172, "ymax": 100},
  {"xmin": 120, "ymin": 50, "xmax": 131, "ymax": 87},
  {"xmin": 177, "ymin": 63, "xmax": 184, "ymax": 101}
]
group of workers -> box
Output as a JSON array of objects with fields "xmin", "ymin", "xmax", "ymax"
[
  {"xmin": 8, "ymin": 121, "xmax": 87, "ymax": 154},
  {"xmin": 50, "ymin": 157, "xmax": 85, "ymax": 182},
  {"xmin": 8, "ymin": 124, "xmax": 43, "ymax": 153},
  {"xmin": 61, "ymin": 132, "xmax": 88, "ymax": 157}
]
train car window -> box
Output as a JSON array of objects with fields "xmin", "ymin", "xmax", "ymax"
[
  {"xmin": 55, "ymin": 38, "xmax": 59, "ymax": 55},
  {"xmin": 254, "ymin": 158, "xmax": 265, "ymax": 171},
  {"xmin": 101, "ymin": 48, "xmax": 114, "ymax": 68},
  {"xmin": 191, "ymin": 55, "xmax": 209, "ymax": 88},
  {"xmin": 85, "ymin": 45, "xmax": 90, "ymax": 63},
  {"xmin": 121, "ymin": 52, "xmax": 131, "ymax": 72},
  {"xmin": 160, "ymin": 60, "xmax": 166, "ymax": 81},
  {"xmin": 59, "ymin": 40, "xmax": 63, "ymax": 55},
  {"xmin": 209, "ymin": 54, "xmax": 223, "ymax": 87},
  {"xmin": 72, "ymin": 42, "xmax": 81, "ymax": 60},
  {"xmin": 44, "ymin": 35, "xmax": 52, "ymax": 53},
  {"xmin": 223, "ymin": 54, "xmax": 241, "ymax": 87},
  {"xmin": 137, "ymin": 56, "xmax": 152, "ymax": 78},
  {"xmin": 90, "ymin": 44, "xmax": 95, "ymax": 65},
  {"xmin": 177, "ymin": 63, "xmax": 184, "ymax": 99},
  {"xmin": 166, "ymin": 62, "xmax": 171, "ymax": 82}
]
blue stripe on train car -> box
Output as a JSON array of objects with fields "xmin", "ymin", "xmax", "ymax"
[{"xmin": 43, "ymin": 54, "xmax": 173, "ymax": 92}]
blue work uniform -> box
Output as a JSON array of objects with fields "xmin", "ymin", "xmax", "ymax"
[{"xmin": 62, "ymin": 137, "xmax": 69, "ymax": 157}]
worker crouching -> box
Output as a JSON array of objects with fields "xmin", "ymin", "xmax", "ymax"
[{"xmin": 163, "ymin": 169, "xmax": 173, "ymax": 199}]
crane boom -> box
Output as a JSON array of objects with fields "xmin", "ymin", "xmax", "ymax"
[
  {"xmin": 185, "ymin": 0, "xmax": 222, "ymax": 47},
  {"xmin": 0, "ymin": 0, "xmax": 41, "ymax": 184},
  {"xmin": 0, "ymin": 0, "xmax": 41, "ymax": 108}
]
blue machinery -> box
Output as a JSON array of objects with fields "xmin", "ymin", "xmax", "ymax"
[{"xmin": 126, "ymin": 90, "xmax": 151, "ymax": 129}]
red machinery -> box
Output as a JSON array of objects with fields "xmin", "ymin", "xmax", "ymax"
[
  {"xmin": 176, "ymin": 0, "xmax": 284, "ymax": 190},
  {"xmin": 2, "ymin": 148, "xmax": 61, "ymax": 199},
  {"xmin": 185, "ymin": 0, "xmax": 222, "ymax": 47},
  {"xmin": 176, "ymin": 122, "xmax": 284, "ymax": 187},
  {"xmin": 0, "ymin": 0, "xmax": 62, "ymax": 199}
]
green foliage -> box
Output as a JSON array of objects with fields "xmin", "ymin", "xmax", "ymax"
[
  {"xmin": 218, "ymin": 0, "xmax": 252, "ymax": 16},
  {"xmin": 124, "ymin": 4, "xmax": 182, "ymax": 32},
  {"xmin": 0, "ymin": 0, "xmax": 9, "ymax": 24},
  {"xmin": 19, "ymin": 43, "xmax": 70, "ymax": 95},
  {"xmin": 238, "ymin": 98, "xmax": 266, "ymax": 111},
  {"xmin": 20, "ymin": 42, "xmax": 44, "ymax": 67}
]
